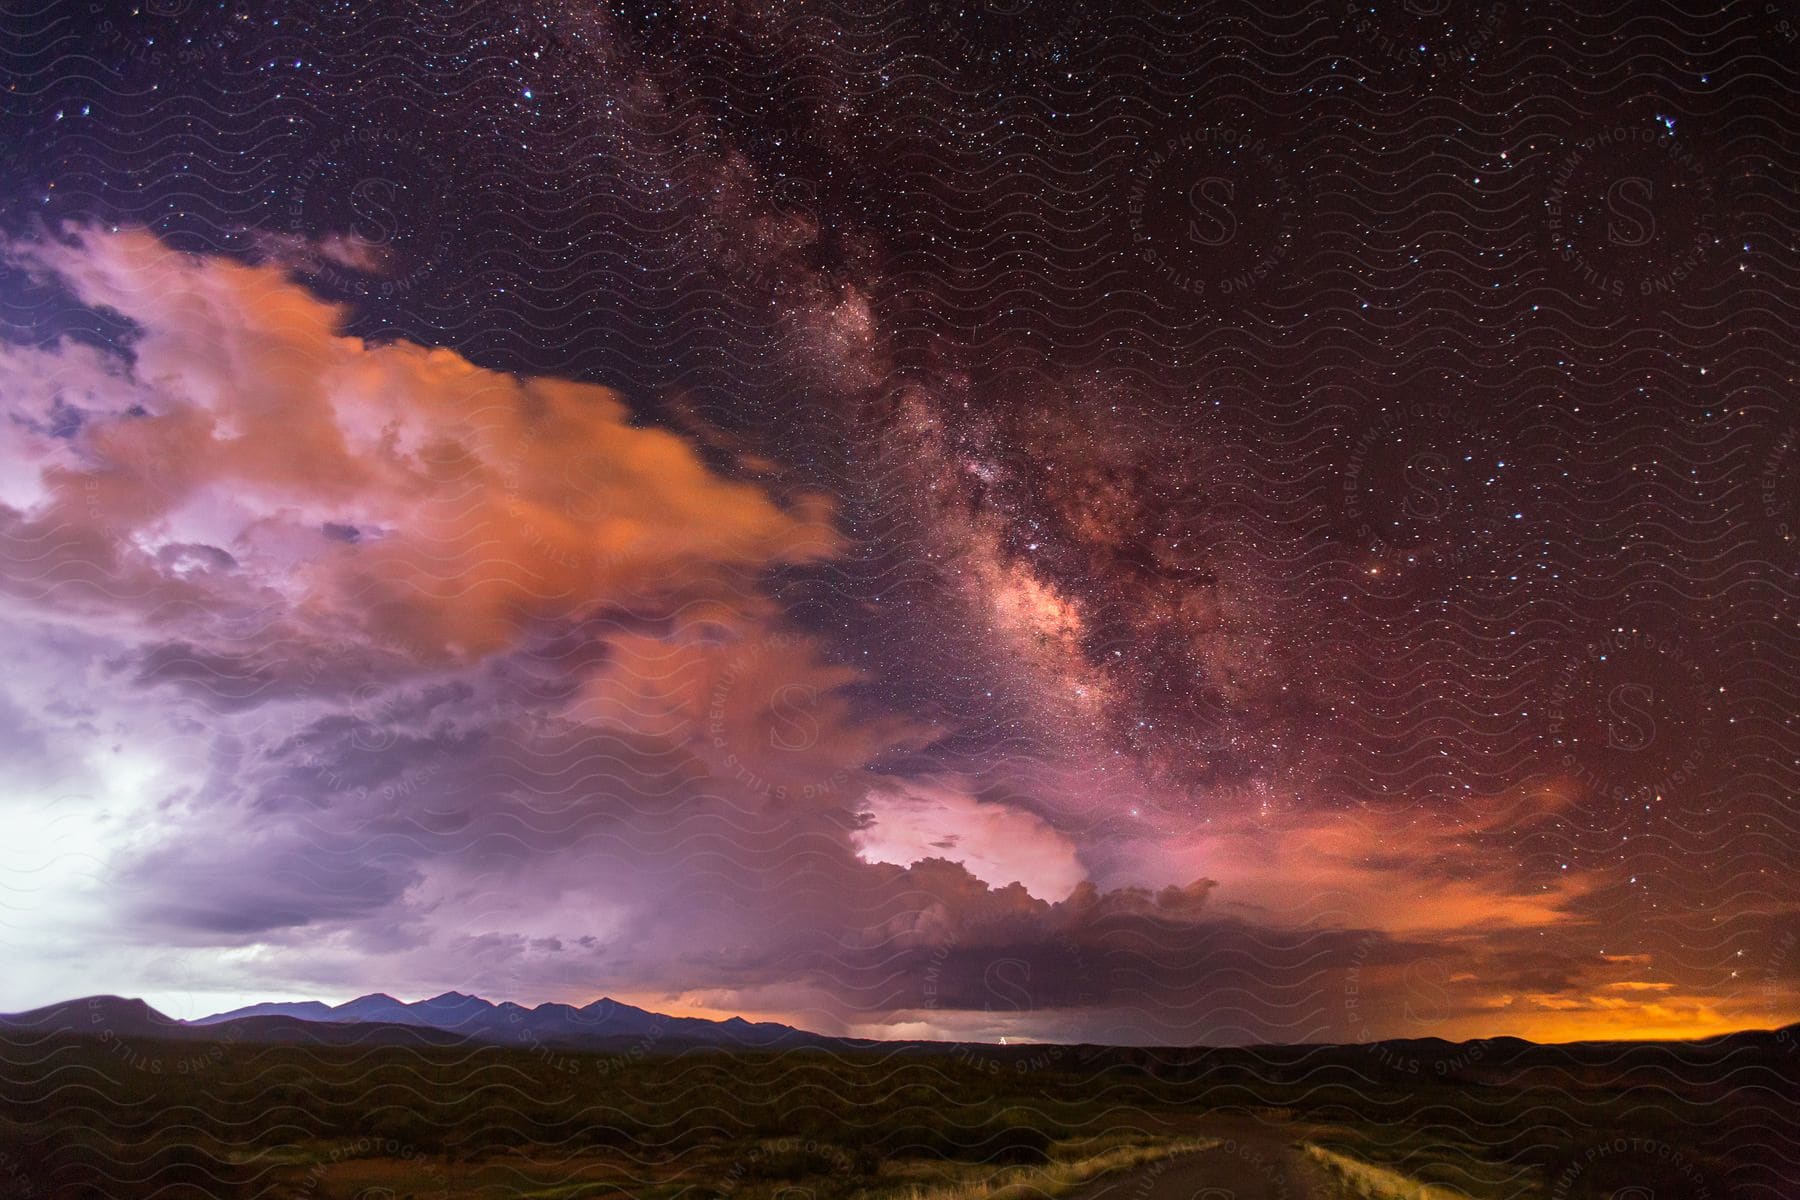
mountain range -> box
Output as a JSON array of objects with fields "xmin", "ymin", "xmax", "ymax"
[
  {"xmin": 0, "ymin": 991, "xmax": 849, "ymax": 1051},
  {"xmin": 5, "ymin": 995, "xmax": 1795, "ymax": 1070}
]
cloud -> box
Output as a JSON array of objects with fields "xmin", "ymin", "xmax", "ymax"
[
  {"xmin": 0, "ymin": 225, "xmax": 839, "ymax": 672},
  {"xmin": 853, "ymin": 776, "xmax": 1086, "ymax": 901},
  {"xmin": 247, "ymin": 230, "xmax": 394, "ymax": 277},
  {"xmin": 0, "ymin": 226, "xmax": 876, "ymax": 998}
]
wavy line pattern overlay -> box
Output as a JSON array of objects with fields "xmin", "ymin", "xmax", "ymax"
[{"xmin": 0, "ymin": 0, "xmax": 1795, "ymax": 1198}]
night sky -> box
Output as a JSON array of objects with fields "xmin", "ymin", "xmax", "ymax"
[{"xmin": 0, "ymin": 0, "xmax": 1795, "ymax": 1046}]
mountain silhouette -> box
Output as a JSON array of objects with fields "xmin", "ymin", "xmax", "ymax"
[
  {"xmin": 6, "ymin": 995, "xmax": 1795, "ymax": 1063},
  {"xmin": 1, "ymin": 991, "xmax": 843, "ymax": 1051},
  {"xmin": 0, "ymin": 995, "xmax": 188, "ymax": 1039}
]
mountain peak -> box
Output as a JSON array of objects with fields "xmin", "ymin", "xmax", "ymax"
[
  {"xmin": 0, "ymin": 995, "xmax": 178, "ymax": 1033},
  {"xmin": 187, "ymin": 999, "xmax": 334, "ymax": 1027}
]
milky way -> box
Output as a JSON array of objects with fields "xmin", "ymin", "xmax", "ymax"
[{"xmin": 0, "ymin": 0, "xmax": 1794, "ymax": 1046}]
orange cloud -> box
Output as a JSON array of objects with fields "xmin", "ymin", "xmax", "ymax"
[
  {"xmin": 1150, "ymin": 795, "xmax": 1597, "ymax": 938},
  {"xmin": 0, "ymin": 226, "xmax": 839, "ymax": 664}
]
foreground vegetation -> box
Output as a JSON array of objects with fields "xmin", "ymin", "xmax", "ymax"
[{"xmin": 0, "ymin": 1029, "xmax": 1789, "ymax": 1198}]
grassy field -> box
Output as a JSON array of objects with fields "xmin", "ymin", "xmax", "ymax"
[{"xmin": 0, "ymin": 1031, "xmax": 1789, "ymax": 1198}]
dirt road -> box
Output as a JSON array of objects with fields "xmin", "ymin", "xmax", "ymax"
[{"xmin": 1071, "ymin": 1120, "xmax": 1335, "ymax": 1200}]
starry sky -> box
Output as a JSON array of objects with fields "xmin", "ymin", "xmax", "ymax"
[{"xmin": 0, "ymin": 0, "xmax": 1795, "ymax": 1046}]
